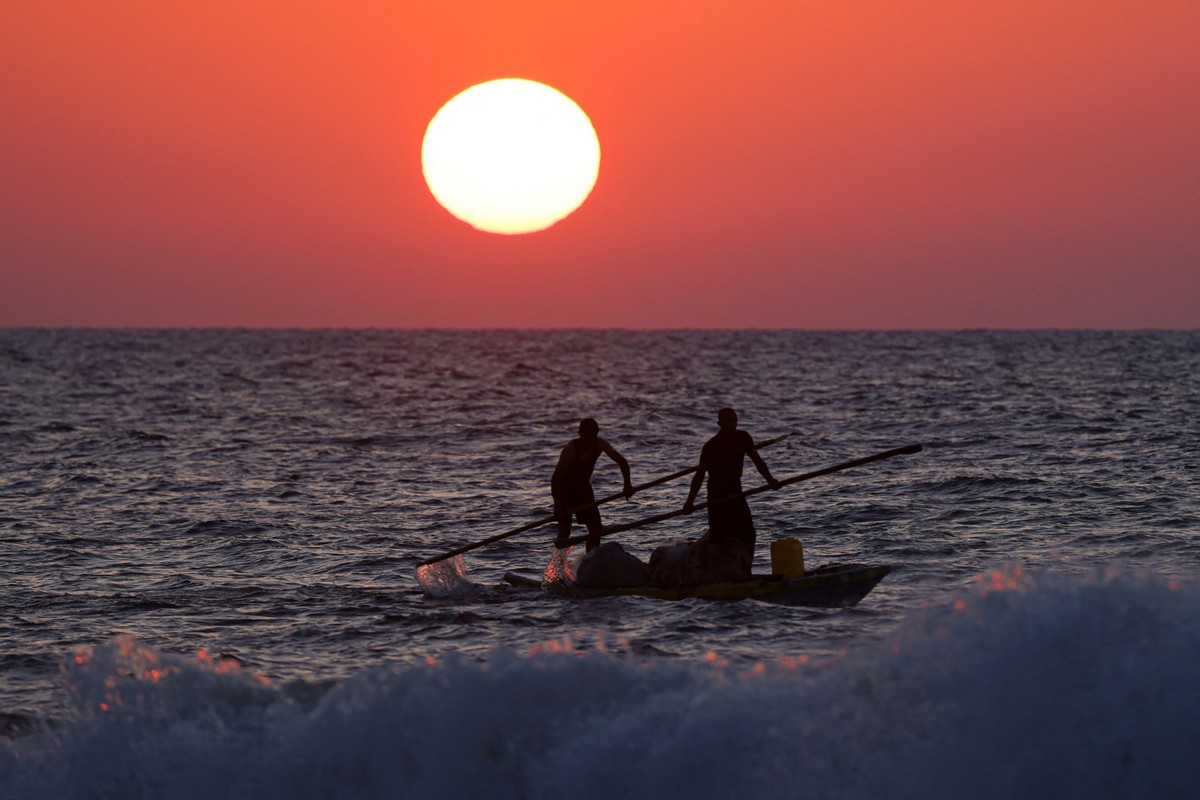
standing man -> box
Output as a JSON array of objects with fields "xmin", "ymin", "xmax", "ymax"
[
  {"xmin": 552, "ymin": 418, "xmax": 635, "ymax": 552},
  {"xmin": 682, "ymin": 407, "xmax": 780, "ymax": 574}
]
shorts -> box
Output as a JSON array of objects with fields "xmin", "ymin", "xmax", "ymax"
[
  {"xmin": 706, "ymin": 496, "xmax": 756, "ymax": 551},
  {"xmin": 558, "ymin": 487, "xmax": 600, "ymax": 527}
]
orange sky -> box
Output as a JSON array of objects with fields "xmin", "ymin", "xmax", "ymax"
[{"xmin": 2, "ymin": 1, "xmax": 1197, "ymax": 328}]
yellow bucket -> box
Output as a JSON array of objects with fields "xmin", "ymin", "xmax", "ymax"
[{"xmin": 770, "ymin": 537, "xmax": 805, "ymax": 577}]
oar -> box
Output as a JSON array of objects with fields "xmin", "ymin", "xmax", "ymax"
[
  {"xmin": 558, "ymin": 443, "xmax": 923, "ymax": 547},
  {"xmin": 415, "ymin": 434, "xmax": 791, "ymax": 567}
]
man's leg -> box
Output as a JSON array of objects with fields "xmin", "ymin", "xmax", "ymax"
[
  {"xmin": 584, "ymin": 520, "xmax": 603, "ymax": 553},
  {"xmin": 555, "ymin": 510, "xmax": 572, "ymax": 548}
]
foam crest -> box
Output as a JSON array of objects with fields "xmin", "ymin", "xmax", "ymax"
[{"xmin": 4, "ymin": 568, "xmax": 1197, "ymax": 799}]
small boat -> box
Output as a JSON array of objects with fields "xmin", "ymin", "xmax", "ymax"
[{"xmin": 503, "ymin": 563, "xmax": 892, "ymax": 607}]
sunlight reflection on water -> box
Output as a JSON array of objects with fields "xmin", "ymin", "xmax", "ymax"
[{"xmin": 414, "ymin": 556, "xmax": 478, "ymax": 597}]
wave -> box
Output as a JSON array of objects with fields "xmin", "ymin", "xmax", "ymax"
[{"xmin": 3, "ymin": 567, "xmax": 1196, "ymax": 800}]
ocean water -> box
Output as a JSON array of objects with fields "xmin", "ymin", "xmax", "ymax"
[{"xmin": 0, "ymin": 329, "xmax": 1197, "ymax": 799}]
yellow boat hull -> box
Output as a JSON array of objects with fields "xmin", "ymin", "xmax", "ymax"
[{"xmin": 503, "ymin": 563, "xmax": 891, "ymax": 607}]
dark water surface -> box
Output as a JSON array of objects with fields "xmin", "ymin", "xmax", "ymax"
[{"xmin": 1, "ymin": 329, "xmax": 1197, "ymax": 798}]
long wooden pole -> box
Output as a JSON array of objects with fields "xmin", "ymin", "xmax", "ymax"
[
  {"xmin": 415, "ymin": 434, "xmax": 790, "ymax": 567},
  {"xmin": 557, "ymin": 443, "xmax": 923, "ymax": 547}
]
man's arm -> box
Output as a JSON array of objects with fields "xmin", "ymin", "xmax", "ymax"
[
  {"xmin": 682, "ymin": 462, "xmax": 706, "ymax": 512},
  {"xmin": 599, "ymin": 438, "xmax": 635, "ymax": 497},
  {"xmin": 746, "ymin": 435, "xmax": 781, "ymax": 489},
  {"xmin": 551, "ymin": 442, "xmax": 574, "ymax": 504}
]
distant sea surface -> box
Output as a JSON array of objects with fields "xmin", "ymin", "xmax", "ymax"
[{"xmin": 2, "ymin": 329, "xmax": 1197, "ymax": 799}]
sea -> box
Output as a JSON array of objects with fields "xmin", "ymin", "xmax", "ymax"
[{"xmin": 0, "ymin": 328, "xmax": 1197, "ymax": 799}]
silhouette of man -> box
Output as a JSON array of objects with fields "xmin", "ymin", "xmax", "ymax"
[
  {"xmin": 552, "ymin": 418, "xmax": 634, "ymax": 552},
  {"xmin": 682, "ymin": 408, "xmax": 780, "ymax": 568}
]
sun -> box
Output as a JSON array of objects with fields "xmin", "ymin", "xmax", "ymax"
[{"xmin": 421, "ymin": 79, "xmax": 601, "ymax": 235}]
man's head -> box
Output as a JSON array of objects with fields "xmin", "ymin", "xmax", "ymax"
[
  {"xmin": 717, "ymin": 407, "xmax": 738, "ymax": 431},
  {"xmin": 578, "ymin": 418, "xmax": 600, "ymax": 439}
]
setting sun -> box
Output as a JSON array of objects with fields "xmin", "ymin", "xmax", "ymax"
[{"xmin": 421, "ymin": 78, "xmax": 601, "ymax": 235}]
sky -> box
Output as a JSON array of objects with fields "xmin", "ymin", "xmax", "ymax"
[{"xmin": 2, "ymin": 1, "xmax": 1197, "ymax": 329}]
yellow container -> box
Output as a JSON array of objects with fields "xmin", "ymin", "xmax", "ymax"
[{"xmin": 770, "ymin": 537, "xmax": 805, "ymax": 577}]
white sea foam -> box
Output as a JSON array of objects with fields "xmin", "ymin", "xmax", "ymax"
[{"xmin": 4, "ymin": 567, "xmax": 1196, "ymax": 800}]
